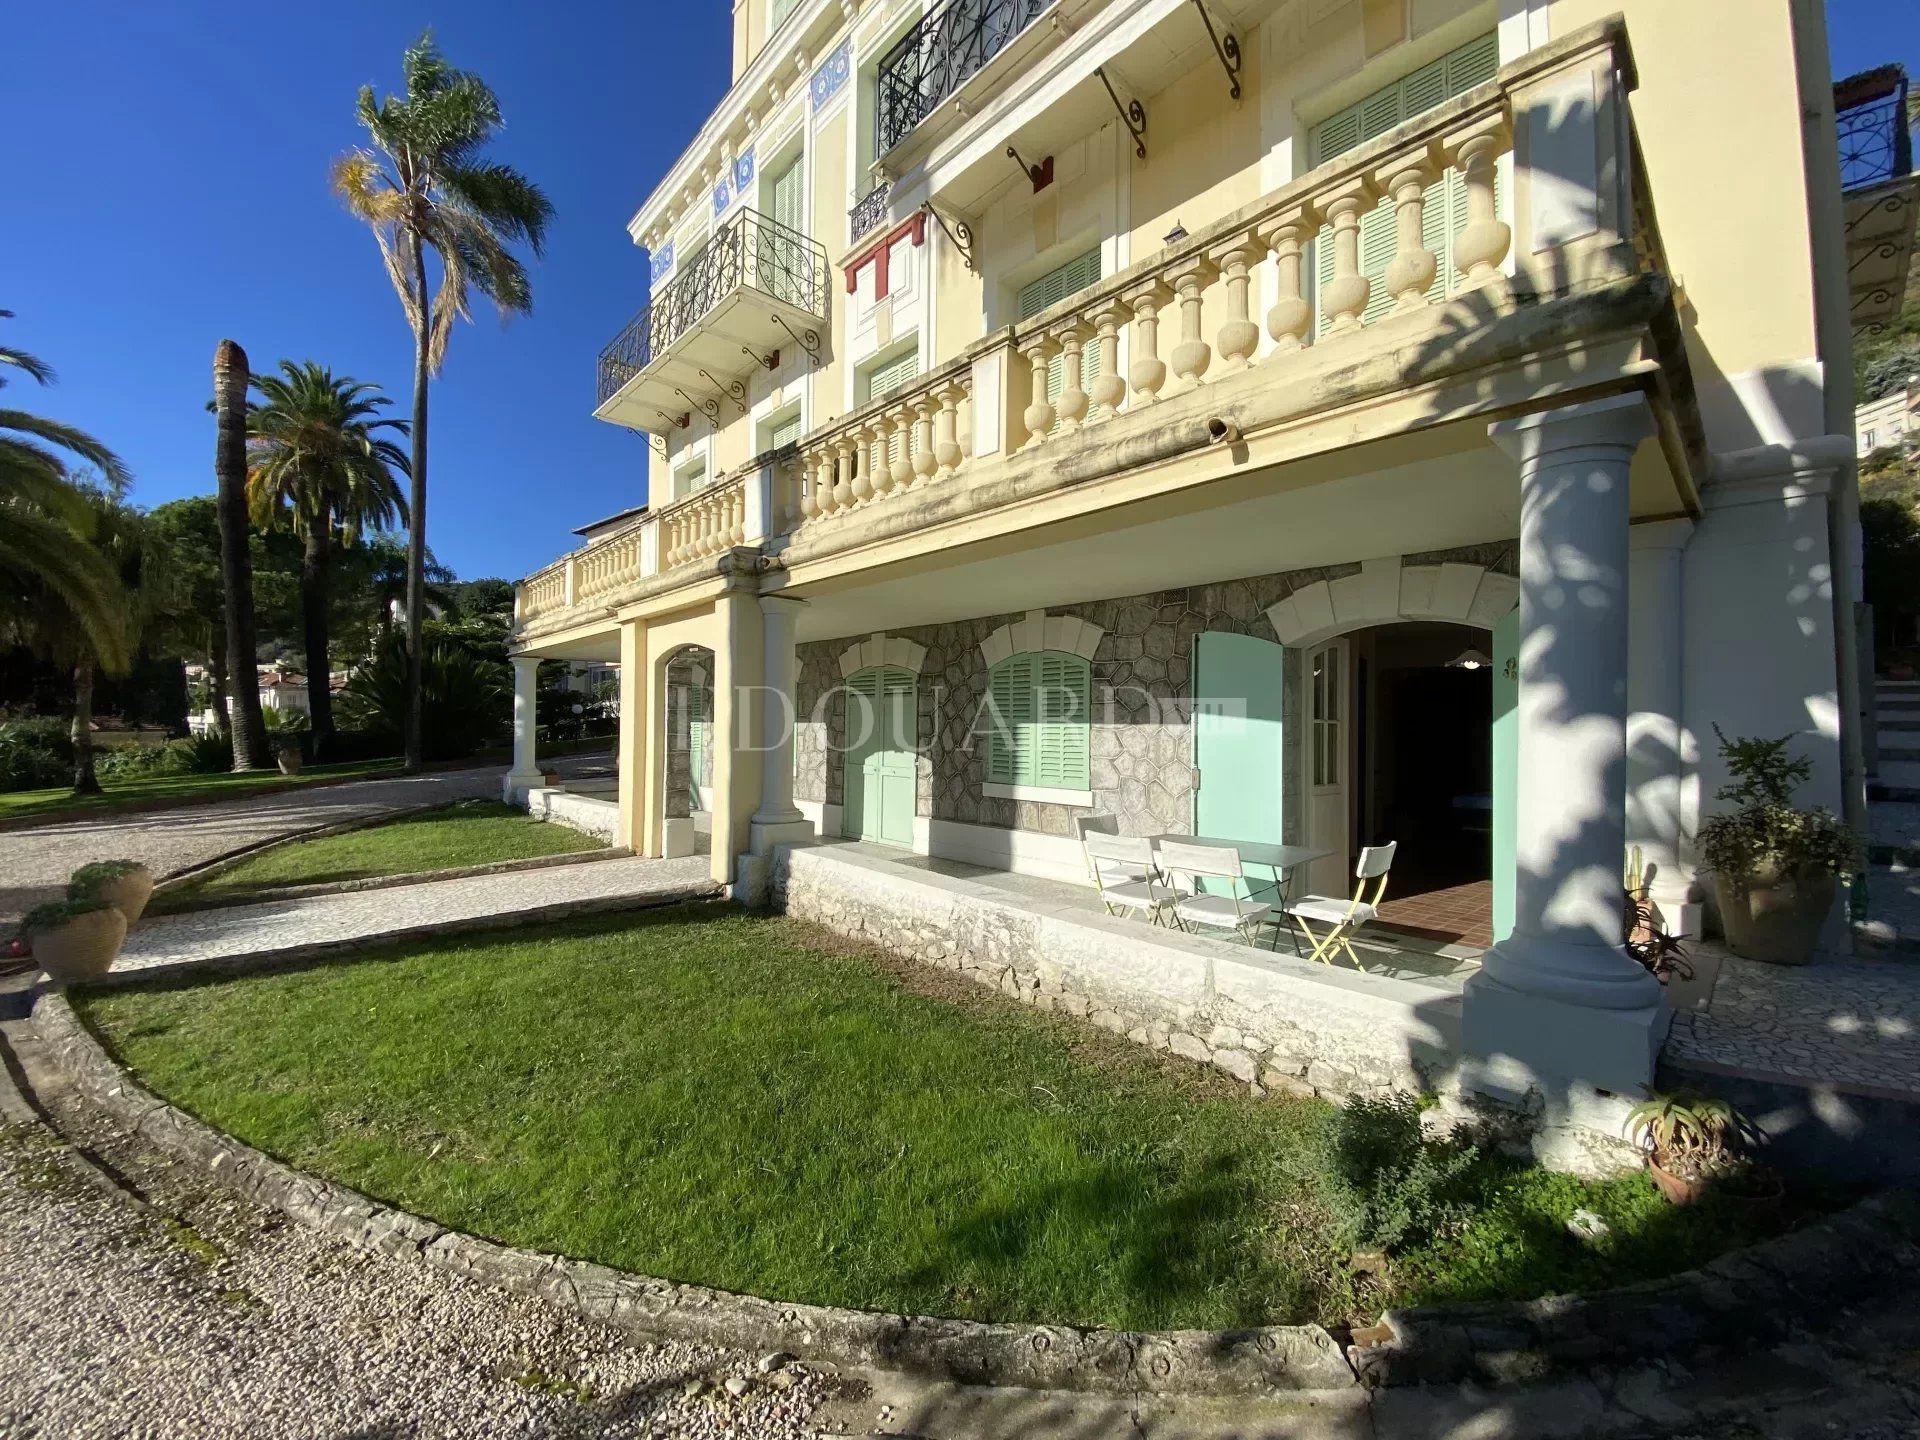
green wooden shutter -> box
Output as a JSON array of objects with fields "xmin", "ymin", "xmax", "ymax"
[
  {"xmin": 771, "ymin": 0, "xmax": 803, "ymax": 32},
  {"xmin": 770, "ymin": 155, "xmax": 803, "ymax": 233},
  {"xmin": 863, "ymin": 347, "xmax": 919, "ymax": 403},
  {"xmin": 687, "ymin": 685, "xmax": 707, "ymax": 787},
  {"xmin": 1034, "ymin": 652, "xmax": 1091, "ymax": 789},
  {"xmin": 987, "ymin": 654, "xmax": 1032, "ymax": 784},
  {"xmin": 769, "ymin": 411, "xmax": 802, "ymax": 450},
  {"xmin": 1310, "ymin": 32, "xmax": 1499, "ymax": 333},
  {"xmin": 1020, "ymin": 248, "xmax": 1103, "ymax": 426}
]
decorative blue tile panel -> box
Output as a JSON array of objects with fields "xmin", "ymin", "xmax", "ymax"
[
  {"xmin": 811, "ymin": 40, "xmax": 851, "ymax": 109},
  {"xmin": 711, "ymin": 177, "xmax": 732, "ymax": 217},
  {"xmin": 733, "ymin": 149, "xmax": 755, "ymax": 194},
  {"xmin": 650, "ymin": 240, "xmax": 675, "ymax": 286}
]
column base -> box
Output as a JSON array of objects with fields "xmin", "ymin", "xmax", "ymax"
[
  {"xmin": 503, "ymin": 771, "xmax": 545, "ymax": 804},
  {"xmin": 662, "ymin": 817, "xmax": 698, "ymax": 859},
  {"xmin": 1462, "ymin": 969, "xmax": 1670, "ymax": 1099},
  {"xmin": 750, "ymin": 815, "xmax": 816, "ymax": 855}
]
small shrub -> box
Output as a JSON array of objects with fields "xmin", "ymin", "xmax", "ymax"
[
  {"xmin": 0, "ymin": 718, "xmax": 73, "ymax": 792},
  {"xmin": 1300, "ymin": 1093, "xmax": 1478, "ymax": 1254},
  {"xmin": 19, "ymin": 897, "xmax": 117, "ymax": 939},
  {"xmin": 67, "ymin": 859, "xmax": 148, "ymax": 901},
  {"xmin": 95, "ymin": 737, "xmax": 229, "ymax": 783}
]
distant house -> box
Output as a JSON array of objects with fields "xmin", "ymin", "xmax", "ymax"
[
  {"xmin": 185, "ymin": 663, "xmax": 322, "ymax": 735},
  {"xmin": 1857, "ymin": 381, "xmax": 1920, "ymax": 459}
]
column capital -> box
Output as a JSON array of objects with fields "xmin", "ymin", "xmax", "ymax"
[
  {"xmin": 510, "ymin": 653, "xmax": 542, "ymax": 673},
  {"xmin": 759, "ymin": 594, "xmax": 808, "ymax": 617},
  {"xmin": 1629, "ymin": 517, "xmax": 1694, "ymax": 553},
  {"xmin": 1489, "ymin": 392, "xmax": 1654, "ymax": 466}
]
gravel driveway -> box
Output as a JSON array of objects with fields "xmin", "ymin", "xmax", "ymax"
[
  {"xmin": 0, "ymin": 1107, "xmax": 832, "ymax": 1440},
  {"xmin": 0, "ymin": 757, "xmax": 612, "ymax": 927}
]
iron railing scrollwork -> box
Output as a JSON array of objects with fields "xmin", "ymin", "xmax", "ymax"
[
  {"xmin": 597, "ymin": 208, "xmax": 829, "ymax": 407},
  {"xmin": 850, "ymin": 180, "xmax": 892, "ymax": 242},
  {"xmin": 875, "ymin": 0, "xmax": 1050, "ymax": 156},
  {"xmin": 1836, "ymin": 75, "xmax": 1912, "ymax": 192}
]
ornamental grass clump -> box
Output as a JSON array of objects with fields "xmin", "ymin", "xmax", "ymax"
[{"xmin": 66, "ymin": 858, "xmax": 147, "ymax": 899}]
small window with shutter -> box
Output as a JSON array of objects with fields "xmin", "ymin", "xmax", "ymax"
[
  {"xmin": 986, "ymin": 649, "xmax": 1091, "ymax": 792},
  {"xmin": 1308, "ymin": 32, "xmax": 1499, "ymax": 334}
]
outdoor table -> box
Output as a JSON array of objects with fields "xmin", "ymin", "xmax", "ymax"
[{"xmin": 1144, "ymin": 834, "xmax": 1331, "ymax": 910}]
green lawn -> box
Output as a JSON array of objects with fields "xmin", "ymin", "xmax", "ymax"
[
  {"xmin": 79, "ymin": 908, "xmax": 1796, "ymax": 1330},
  {"xmin": 157, "ymin": 801, "xmax": 604, "ymax": 908},
  {"xmin": 0, "ymin": 759, "xmax": 402, "ymax": 824}
]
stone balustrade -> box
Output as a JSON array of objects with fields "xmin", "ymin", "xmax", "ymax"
[
  {"xmin": 574, "ymin": 525, "xmax": 646, "ymax": 604},
  {"xmin": 518, "ymin": 565, "xmax": 568, "ymax": 623},
  {"xmin": 658, "ymin": 474, "xmax": 748, "ymax": 570},
  {"xmin": 775, "ymin": 362, "xmax": 975, "ymax": 535}
]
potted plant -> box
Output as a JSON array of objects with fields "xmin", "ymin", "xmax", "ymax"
[
  {"xmin": 1625, "ymin": 1090, "xmax": 1773, "ymax": 1206},
  {"xmin": 19, "ymin": 898, "xmax": 128, "ymax": 986},
  {"xmin": 263, "ymin": 709, "xmax": 308, "ymax": 776},
  {"xmin": 1697, "ymin": 726, "xmax": 1859, "ymax": 966},
  {"xmin": 67, "ymin": 859, "xmax": 155, "ymax": 927}
]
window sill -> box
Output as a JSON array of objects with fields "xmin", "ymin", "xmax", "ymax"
[{"xmin": 982, "ymin": 782, "xmax": 1093, "ymax": 807}]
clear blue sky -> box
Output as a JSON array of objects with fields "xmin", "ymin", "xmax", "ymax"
[{"xmin": 3, "ymin": 2, "xmax": 1913, "ymax": 584}]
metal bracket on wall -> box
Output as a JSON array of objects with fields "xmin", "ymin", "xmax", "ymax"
[
  {"xmin": 646, "ymin": 431, "xmax": 669, "ymax": 458},
  {"xmin": 698, "ymin": 368, "xmax": 750, "ymax": 412},
  {"xmin": 923, "ymin": 204, "xmax": 977, "ymax": 273},
  {"xmin": 771, "ymin": 314, "xmax": 823, "ymax": 366},
  {"xmin": 742, "ymin": 344, "xmax": 779, "ymax": 372},
  {"xmin": 1006, "ymin": 145, "xmax": 1053, "ymax": 192},
  {"xmin": 1189, "ymin": 0, "xmax": 1242, "ymax": 101},
  {"xmin": 673, "ymin": 386, "xmax": 722, "ymax": 426},
  {"xmin": 1096, "ymin": 67, "xmax": 1147, "ymax": 159}
]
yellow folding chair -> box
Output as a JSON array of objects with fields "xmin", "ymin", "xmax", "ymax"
[{"xmin": 1282, "ymin": 842, "xmax": 1397, "ymax": 968}]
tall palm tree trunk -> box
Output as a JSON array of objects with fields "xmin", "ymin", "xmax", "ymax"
[
  {"xmin": 215, "ymin": 340, "xmax": 270, "ymax": 771},
  {"xmin": 70, "ymin": 658, "xmax": 99, "ymax": 794},
  {"xmin": 300, "ymin": 505, "xmax": 336, "ymax": 760},
  {"xmin": 403, "ymin": 232, "xmax": 430, "ymax": 774},
  {"xmin": 210, "ymin": 629, "xmax": 231, "ymax": 735}
]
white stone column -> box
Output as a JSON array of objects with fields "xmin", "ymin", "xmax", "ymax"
[
  {"xmin": 1627, "ymin": 519, "xmax": 1697, "ymax": 936},
  {"xmin": 504, "ymin": 654, "xmax": 543, "ymax": 800},
  {"xmin": 750, "ymin": 595, "xmax": 815, "ymax": 853},
  {"xmin": 1464, "ymin": 394, "xmax": 1666, "ymax": 1098}
]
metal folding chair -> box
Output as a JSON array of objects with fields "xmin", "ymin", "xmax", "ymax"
[
  {"xmin": 1158, "ymin": 840, "xmax": 1275, "ymax": 946},
  {"xmin": 1282, "ymin": 842, "xmax": 1397, "ymax": 968},
  {"xmin": 1084, "ymin": 832, "xmax": 1172, "ymax": 923}
]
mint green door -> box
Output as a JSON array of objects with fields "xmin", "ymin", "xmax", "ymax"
[
  {"xmin": 1193, "ymin": 632, "xmax": 1287, "ymax": 845},
  {"xmin": 1491, "ymin": 610, "xmax": 1519, "ymax": 944},
  {"xmin": 842, "ymin": 666, "xmax": 916, "ymax": 847}
]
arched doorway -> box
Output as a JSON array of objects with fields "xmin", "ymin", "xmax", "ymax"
[
  {"xmin": 842, "ymin": 664, "xmax": 917, "ymax": 847},
  {"xmin": 663, "ymin": 645, "xmax": 714, "ymax": 855}
]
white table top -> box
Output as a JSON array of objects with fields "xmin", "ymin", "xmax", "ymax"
[{"xmin": 1144, "ymin": 834, "xmax": 1331, "ymax": 871}]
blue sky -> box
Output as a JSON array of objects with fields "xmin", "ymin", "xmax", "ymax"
[{"xmin": 3, "ymin": 2, "xmax": 1914, "ymax": 583}]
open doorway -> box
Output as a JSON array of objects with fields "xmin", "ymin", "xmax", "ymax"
[{"xmin": 1344, "ymin": 622, "xmax": 1494, "ymax": 949}]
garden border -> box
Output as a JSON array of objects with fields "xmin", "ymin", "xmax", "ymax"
[{"xmin": 29, "ymin": 977, "xmax": 1920, "ymax": 1395}]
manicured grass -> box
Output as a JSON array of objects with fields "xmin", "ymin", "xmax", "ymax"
[
  {"xmin": 0, "ymin": 759, "xmax": 402, "ymax": 823},
  {"xmin": 79, "ymin": 909, "xmax": 1800, "ymax": 1330},
  {"xmin": 158, "ymin": 801, "xmax": 604, "ymax": 907}
]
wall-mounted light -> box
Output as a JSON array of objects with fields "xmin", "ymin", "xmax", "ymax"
[
  {"xmin": 1164, "ymin": 220, "xmax": 1188, "ymax": 245},
  {"xmin": 1448, "ymin": 648, "xmax": 1492, "ymax": 671}
]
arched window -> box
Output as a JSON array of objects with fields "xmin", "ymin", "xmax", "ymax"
[{"xmin": 986, "ymin": 649, "xmax": 1091, "ymax": 794}]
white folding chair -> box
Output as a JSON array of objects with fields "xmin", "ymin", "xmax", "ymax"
[
  {"xmin": 1158, "ymin": 840, "xmax": 1275, "ymax": 946},
  {"xmin": 1283, "ymin": 842, "xmax": 1397, "ymax": 969},
  {"xmin": 1074, "ymin": 813, "xmax": 1148, "ymax": 883},
  {"xmin": 1084, "ymin": 832, "xmax": 1172, "ymax": 923}
]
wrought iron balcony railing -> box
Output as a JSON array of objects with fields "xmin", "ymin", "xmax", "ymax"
[
  {"xmin": 875, "ymin": 0, "xmax": 1050, "ymax": 157},
  {"xmin": 850, "ymin": 180, "xmax": 892, "ymax": 243},
  {"xmin": 1836, "ymin": 66, "xmax": 1913, "ymax": 192},
  {"xmin": 597, "ymin": 207, "xmax": 829, "ymax": 406}
]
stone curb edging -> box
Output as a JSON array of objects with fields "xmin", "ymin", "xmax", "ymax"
[
  {"xmin": 1350, "ymin": 1189, "xmax": 1920, "ymax": 1388},
  {"xmin": 30, "ymin": 987, "xmax": 1352, "ymax": 1397},
  {"xmin": 152, "ymin": 844, "xmax": 629, "ymax": 915},
  {"xmin": 86, "ymin": 886, "xmax": 726, "ymax": 992},
  {"xmin": 31, "ymin": 975, "xmax": 1920, "ymax": 1398},
  {"xmin": 150, "ymin": 802, "xmax": 470, "ymax": 897}
]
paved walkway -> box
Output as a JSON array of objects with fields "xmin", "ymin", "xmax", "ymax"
[
  {"xmin": 111, "ymin": 853, "xmax": 718, "ymax": 981},
  {"xmin": 0, "ymin": 756, "xmax": 610, "ymax": 927}
]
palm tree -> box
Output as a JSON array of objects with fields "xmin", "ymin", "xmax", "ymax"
[
  {"xmin": 215, "ymin": 339, "xmax": 270, "ymax": 771},
  {"xmin": 245, "ymin": 362, "xmax": 408, "ymax": 760},
  {"xmin": 333, "ymin": 30, "xmax": 552, "ymax": 773},
  {"xmin": 1, "ymin": 311, "xmax": 131, "ymax": 672}
]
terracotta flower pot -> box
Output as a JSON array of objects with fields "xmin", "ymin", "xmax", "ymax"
[
  {"xmin": 1714, "ymin": 867, "xmax": 1836, "ymax": 966},
  {"xmin": 275, "ymin": 744, "xmax": 304, "ymax": 777},
  {"xmin": 93, "ymin": 867, "xmax": 154, "ymax": 927},
  {"xmin": 1647, "ymin": 1154, "xmax": 1711, "ymax": 1206},
  {"xmin": 31, "ymin": 908, "xmax": 128, "ymax": 987}
]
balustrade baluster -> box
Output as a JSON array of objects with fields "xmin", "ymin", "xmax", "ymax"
[
  {"xmin": 888, "ymin": 405, "xmax": 914, "ymax": 492},
  {"xmin": 1055, "ymin": 323, "xmax": 1091, "ymax": 433},
  {"xmin": 1450, "ymin": 123, "xmax": 1511, "ymax": 286},
  {"xmin": 1210, "ymin": 236, "xmax": 1264, "ymax": 370},
  {"xmin": 1020, "ymin": 338, "xmax": 1056, "ymax": 448},
  {"xmin": 1125, "ymin": 280, "xmax": 1171, "ymax": 403},
  {"xmin": 934, "ymin": 382, "xmax": 963, "ymax": 475},
  {"xmin": 1379, "ymin": 152, "xmax": 1438, "ymax": 310},
  {"xmin": 1086, "ymin": 299, "xmax": 1129, "ymax": 421},
  {"xmin": 832, "ymin": 436, "xmax": 856, "ymax": 511},
  {"xmin": 1320, "ymin": 179, "xmax": 1377, "ymax": 333},
  {"xmin": 1168, "ymin": 259, "xmax": 1217, "ymax": 388},
  {"xmin": 1259, "ymin": 208, "xmax": 1314, "ymax": 352},
  {"xmin": 913, "ymin": 397, "xmax": 939, "ymax": 484}
]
